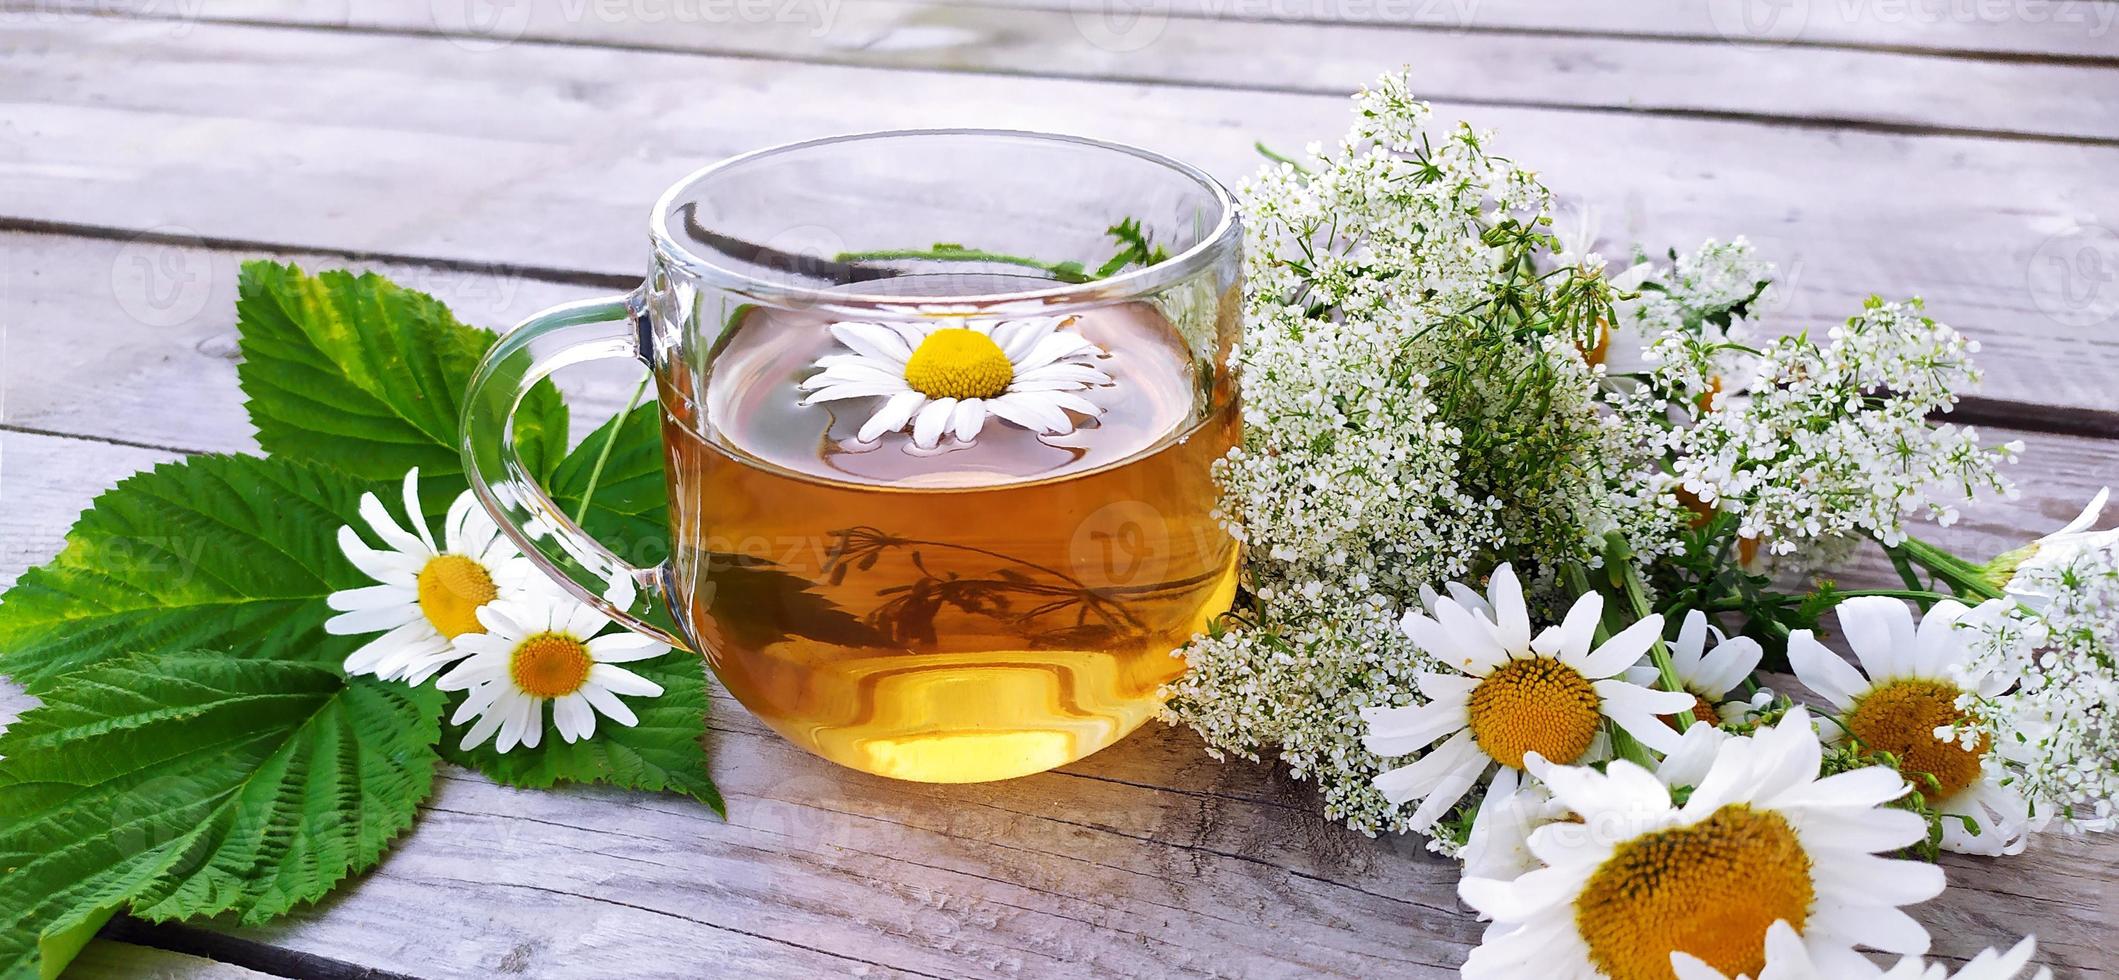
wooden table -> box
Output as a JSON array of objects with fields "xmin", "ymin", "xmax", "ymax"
[{"xmin": 3, "ymin": 1, "xmax": 2116, "ymax": 975}]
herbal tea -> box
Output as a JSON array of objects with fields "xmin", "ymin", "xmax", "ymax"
[{"xmin": 660, "ymin": 298, "xmax": 1239, "ymax": 782}]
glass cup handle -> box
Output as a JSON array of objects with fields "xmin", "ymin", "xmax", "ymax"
[{"xmin": 458, "ymin": 289, "xmax": 690, "ymax": 651}]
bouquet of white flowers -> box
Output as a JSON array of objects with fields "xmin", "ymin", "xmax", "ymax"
[{"xmin": 1162, "ymin": 71, "xmax": 2105, "ymax": 979}]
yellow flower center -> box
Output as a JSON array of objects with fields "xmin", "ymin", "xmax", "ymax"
[
  {"xmin": 1662, "ymin": 694, "xmax": 1722, "ymax": 732},
  {"xmin": 416, "ymin": 554, "xmax": 498, "ymax": 639},
  {"xmin": 1844, "ymin": 678, "xmax": 1987, "ymax": 803},
  {"xmin": 1576, "ymin": 804, "xmax": 1814, "ymax": 980},
  {"xmin": 1466, "ymin": 657, "xmax": 1602, "ymax": 769},
  {"xmin": 509, "ymin": 632, "xmax": 594, "ymax": 698},
  {"xmin": 902, "ymin": 328, "xmax": 1014, "ymax": 400}
]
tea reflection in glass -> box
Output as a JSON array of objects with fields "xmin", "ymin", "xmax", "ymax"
[{"xmin": 664, "ymin": 294, "xmax": 1239, "ymax": 782}]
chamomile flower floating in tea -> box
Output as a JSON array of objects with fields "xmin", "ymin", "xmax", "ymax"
[
  {"xmin": 1787, "ymin": 597, "xmax": 2039, "ymax": 855},
  {"xmin": 436, "ymin": 596, "xmax": 669, "ymax": 753},
  {"xmin": 1359, "ymin": 563, "xmax": 1695, "ymax": 831},
  {"xmin": 799, "ymin": 315, "xmax": 1113, "ymax": 449},
  {"xmin": 1460, "ymin": 707, "xmax": 1944, "ymax": 980},
  {"xmin": 326, "ymin": 468, "xmax": 540, "ymax": 685}
]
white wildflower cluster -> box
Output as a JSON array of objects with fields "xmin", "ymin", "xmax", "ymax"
[
  {"xmin": 1961, "ymin": 543, "xmax": 2119, "ymax": 833},
  {"xmin": 1662, "ymin": 298, "xmax": 2020, "ymax": 558},
  {"xmin": 1164, "ymin": 73, "xmax": 1649, "ymax": 832}
]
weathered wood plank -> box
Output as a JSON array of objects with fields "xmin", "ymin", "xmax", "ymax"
[
  {"xmin": 3, "ymin": 23, "xmax": 2117, "ymax": 419},
  {"xmin": 953, "ymin": 0, "xmax": 2119, "ymax": 61},
  {"xmin": 1, "ymin": 426, "xmax": 2111, "ymax": 976},
  {"xmin": 43, "ymin": 0, "xmax": 2119, "ymax": 143}
]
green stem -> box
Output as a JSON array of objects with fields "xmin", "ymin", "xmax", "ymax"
[
  {"xmin": 1617, "ymin": 560, "xmax": 1699, "ymax": 732},
  {"xmin": 571, "ymin": 375, "xmax": 650, "ymax": 527},
  {"xmin": 1895, "ymin": 536, "xmax": 2006, "ymax": 601},
  {"xmin": 1568, "ymin": 564, "xmax": 1656, "ymax": 767}
]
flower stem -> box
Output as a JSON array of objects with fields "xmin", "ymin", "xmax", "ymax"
[
  {"xmin": 1893, "ymin": 537, "xmax": 2005, "ymax": 601},
  {"xmin": 571, "ymin": 374, "xmax": 650, "ymax": 527},
  {"xmin": 1605, "ymin": 533, "xmax": 1698, "ymax": 731}
]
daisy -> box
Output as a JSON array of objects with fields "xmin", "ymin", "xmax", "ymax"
[
  {"xmin": 798, "ymin": 315, "xmax": 1114, "ymax": 449},
  {"xmin": 1462, "ymin": 722, "xmax": 1730, "ymax": 887},
  {"xmin": 1993, "ymin": 487, "xmax": 2115, "ymax": 609},
  {"xmin": 326, "ymin": 468, "xmax": 540, "ymax": 685},
  {"xmin": 437, "ymin": 596, "xmax": 670, "ymax": 753},
  {"xmin": 1624, "ymin": 609, "xmax": 1765, "ymax": 728},
  {"xmin": 1360, "ymin": 563, "xmax": 1695, "ymax": 831},
  {"xmin": 1787, "ymin": 596, "xmax": 2038, "ymax": 855},
  {"xmin": 1461, "ymin": 707, "xmax": 1944, "ymax": 980},
  {"xmin": 1672, "ymin": 923, "xmax": 2048, "ymax": 980}
]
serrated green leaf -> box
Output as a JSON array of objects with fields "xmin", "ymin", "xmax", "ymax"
[
  {"xmin": 0, "ymin": 653, "xmax": 442, "ymax": 980},
  {"xmin": 547, "ymin": 400, "xmax": 671, "ymax": 560},
  {"xmin": 0, "ymin": 455, "xmax": 375, "ymax": 692},
  {"xmin": 234, "ymin": 261, "xmax": 569, "ymax": 499}
]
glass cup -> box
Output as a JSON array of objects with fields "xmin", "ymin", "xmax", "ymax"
[{"xmin": 461, "ymin": 130, "xmax": 1241, "ymax": 782}]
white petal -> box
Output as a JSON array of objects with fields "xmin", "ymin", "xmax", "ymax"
[
  {"xmin": 359, "ymin": 489, "xmax": 431, "ymax": 559},
  {"xmin": 1434, "ymin": 600, "xmax": 1509, "ymax": 675},
  {"xmin": 1690, "ymin": 635, "xmax": 1764, "ymax": 699},
  {"xmin": 857, "ymin": 390, "xmax": 928, "ymax": 442},
  {"xmin": 1531, "ymin": 592, "xmax": 1602, "ymax": 664},
  {"xmin": 950, "ymin": 398, "xmax": 989, "ymax": 442},
  {"xmin": 1406, "ymin": 751, "xmax": 1494, "ymax": 832},
  {"xmin": 801, "ymin": 380, "xmax": 908, "ymax": 403},
  {"xmin": 325, "ymin": 603, "xmax": 423, "ymax": 636},
  {"xmin": 1577, "ymin": 614, "xmax": 1665, "ymax": 679},
  {"xmin": 1485, "ymin": 564, "xmax": 1532, "ymax": 653},
  {"xmin": 457, "ymin": 702, "xmax": 506, "ymax": 751},
  {"xmin": 589, "ymin": 663, "xmax": 664, "ymax": 697},
  {"xmin": 587, "ymin": 631, "xmax": 671, "ymax": 663},
  {"xmin": 910, "ymin": 397, "xmax": 958, "ymax": 448},
  {"xmin": 1360, "ymin": 699, "xmax": 1469, "ymax": 757},
  {"xmin": 1838, "ymin": 596, "xmax": 1915, "ymax": 682},
  {"xmin": 830, "ymin": 320, "xmax": 914, "ymax": 364},
  {"xmin": 400, "ymin": 468, "xmax": 437, "ymax": 553},
  {"xmin": 1372, "ymin": 728, "xmax": 1480, "ymax": 805},
  {"xmin": 579, "ymin": 682, "xmax": 641, "ymax": 727},
  {"xmin": 1787, "ymin": 630, "xmax": 1871, "ymax": 709},
  {"xmin": 338, "ymin": 526, "xmax": 421, "ymax": 583},
  {"xmin": 989, "ymin": 391, "xmax": 1074, "ymax": 434},
  {"xmin": 1671, "ymin": 609, "xmax": 1710, "ymax": 671}
]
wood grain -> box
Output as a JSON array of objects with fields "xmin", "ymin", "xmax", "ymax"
[
  {"xmin": 2, "ymin": 22, "xmax": 2117, "ymax": 420},
  {"xmin": 38, "ymin": 0, "xmax": 2119, "ymax": 143}
]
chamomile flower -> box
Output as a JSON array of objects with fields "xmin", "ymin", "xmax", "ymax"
[
  {"xmin": 1360, "ymin": 563, "xmax": 1694, "ymax": 831},
  {"xmin": 1673, "ymin": 924, "xmax": 2049, "ymax": 980},
  {"xmin": 1461, "ymin": 707, "xmax": 1943, "ymax": 980},
  {"xmin": 326, "ymin": 469, "xmax": 540, "ymax": 685},
  {"xmin": 1624, "ymin": 609, "xmax": 1765, "ymax": 728},
  {"xmin": 437, "ymin": 596, "xmax": 669, "ymax": 753},
  {"xmin": 1988, "ymin": 487, "xmax": 2116, "ymax": 610},
  {"xmin": 1788, "ymin": 597, "xmax": 2037, "ymax": 855},
  {"xmin": 799, "ymin": 316, "xmax": 1113, "ymax": 449},
  {"xmin": 1462, "ymin": 722, "xmax": 1731, "ymax": 887}
]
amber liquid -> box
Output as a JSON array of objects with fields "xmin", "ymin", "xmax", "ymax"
[{"xmin": 660, "ymin": 297, "xmax": 1239, "ymax": 782}]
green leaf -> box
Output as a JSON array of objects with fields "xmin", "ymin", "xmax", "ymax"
[
  {"xmin": 0, "ymin": 652, "xmax": 442, "ymax": 980},
  {"xmin": 547, "ymin": 401, "xmax": 670, "ymax": 560},
  {"xmin": 234, "ymin": 261, "xmax": 569, "ymax": 499},
  {"xmin": 0, "ymin": 454, "xmax": 376, "ymax": 692}
]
